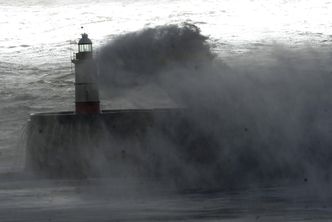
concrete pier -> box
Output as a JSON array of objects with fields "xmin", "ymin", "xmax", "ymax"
[{"xmin": 25, "ymin": 108, "xmax": 187, "ymax": 178}]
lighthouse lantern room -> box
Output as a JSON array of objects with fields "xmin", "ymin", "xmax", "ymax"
[{"xmin": 78, "ymin": 33, "xmax": 92, "ymax": 52}]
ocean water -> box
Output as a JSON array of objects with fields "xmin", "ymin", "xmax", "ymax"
[{"xmin": 1, "ymin": 0, "xmax": 332, "ymax": 221}]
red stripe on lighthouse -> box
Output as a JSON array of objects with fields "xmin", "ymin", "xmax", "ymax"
[{"xmin": 75, "ymin": 102, "xmax": 100, "ymax": 114}]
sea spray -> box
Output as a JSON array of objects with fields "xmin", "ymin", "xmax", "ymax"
[{"xmin": 96, "ymin": 23, "xmax": 332, "ymax": 189}]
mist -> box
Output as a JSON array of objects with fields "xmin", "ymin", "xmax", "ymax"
[{"xmin": 95, "ymin": 23, "xmax": 332, "ymax": 190}]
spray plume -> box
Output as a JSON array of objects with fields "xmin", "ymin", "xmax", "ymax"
[{"xmin": 95, "ymin": 23, "xmax": 332, "ymax": 190}]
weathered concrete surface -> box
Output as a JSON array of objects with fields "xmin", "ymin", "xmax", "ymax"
[{"xmin": 25, "ymin": 109, "xmax": 189, "ymax": 179}]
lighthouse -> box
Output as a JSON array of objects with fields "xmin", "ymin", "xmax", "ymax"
[
  {"xmin": 24, "ymin": 32, "xmax": 183, "ymax": 179},
  {"xmin": 72, "ymin": 33, "xmax": 100, "ymax": 114}
]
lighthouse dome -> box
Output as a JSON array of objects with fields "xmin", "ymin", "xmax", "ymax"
[{"xmin": 78, "ymin": 33, "xmax": 92, "ymax": 44}]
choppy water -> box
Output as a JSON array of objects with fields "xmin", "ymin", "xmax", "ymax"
[
  {"xmin": 1, "ymin": 0, "xmax": 332, "ymax": 221},
  {"xmin": 0, "ymin": 178, "xmax": 331, "ymax": 222}
]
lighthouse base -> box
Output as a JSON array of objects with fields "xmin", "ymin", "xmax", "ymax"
[{"xmin": 25, "ymin": 109, "xmax": 200, "ymax": 179}]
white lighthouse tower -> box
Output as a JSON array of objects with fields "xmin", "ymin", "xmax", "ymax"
[{"xmin": 72, "ymin": 33, "xmax": 100, "ymax": 114}]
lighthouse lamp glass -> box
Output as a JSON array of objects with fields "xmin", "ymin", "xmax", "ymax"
[{"xmin": 79, "ymin": 44, "xmax": 92, "ymax": 52}]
